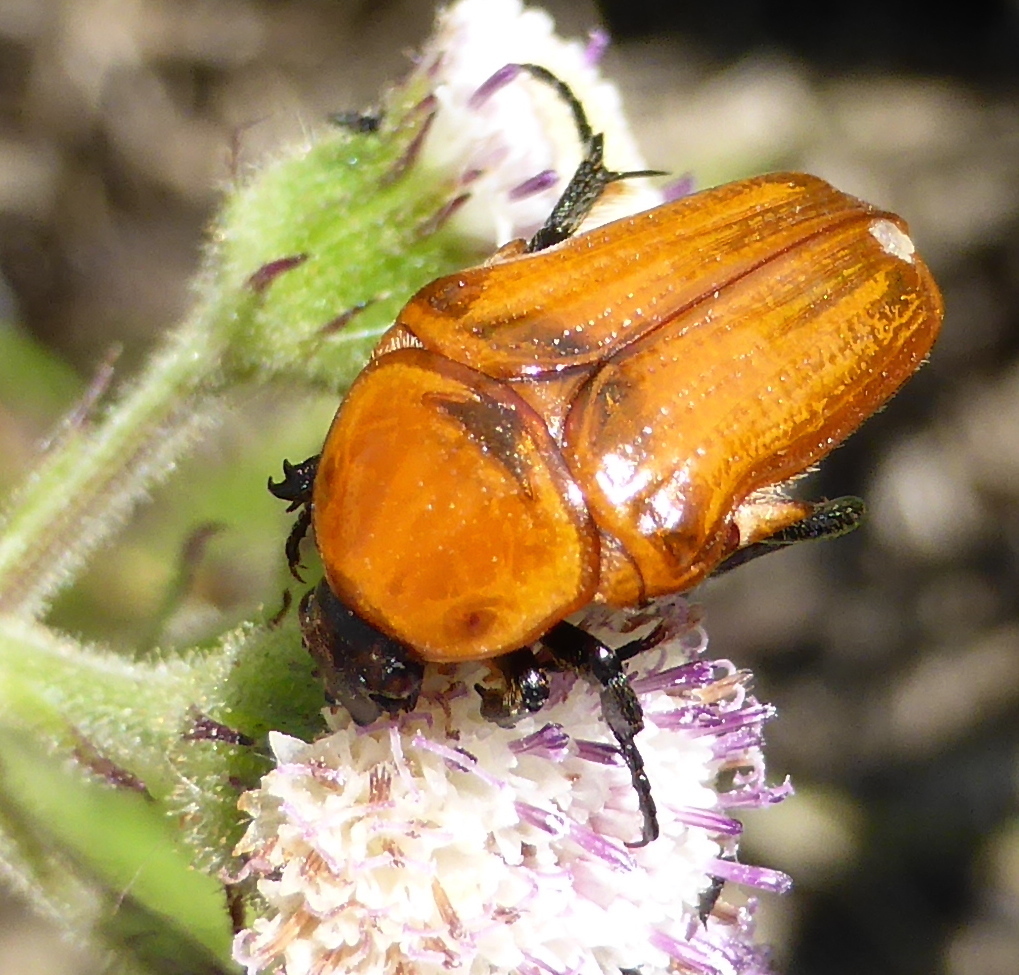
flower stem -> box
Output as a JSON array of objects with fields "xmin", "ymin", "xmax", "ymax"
[
  {"xmin": 0, "ymin": 305, "xmax": 228, "ymax": 617},
  {"xmin": 0, "ymin": 613, "xmax": 228, "ymax": 794}
]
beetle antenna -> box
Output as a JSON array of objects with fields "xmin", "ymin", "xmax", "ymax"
[
  {"xmin": 516, "ymin": 63, "xmax": 664, "ymax": 253},
  {"xmin": 540, "ymin": 620, "xmax": 659, "ymax": 847}
]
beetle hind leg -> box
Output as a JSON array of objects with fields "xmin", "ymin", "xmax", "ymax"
[
  {"xmin": 714, "ymin": 495, "xmax": 866, "ymax": 577},
  {"xmin": 540, "ymin": 620, "xmax": 659, "ymax": 848},
  {"xmin": 516, "ymin": 63, "xmax": 664, "ymax": 253}
]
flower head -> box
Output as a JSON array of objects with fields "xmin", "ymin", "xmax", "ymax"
[
  {"xmin": 211, "ymin": 0, "xmax": 663, "ymax": 392},
  {"xmin": 417, "ymin": 0, "xmax": 663, "ymax": 246},
  {"xmin": 233, "ymin": 599, "xmax": 790, "ymax": 975}
]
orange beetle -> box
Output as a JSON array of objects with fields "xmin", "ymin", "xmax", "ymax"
[{"xmin": 271, "ymin": 65, "xmax": 943, "ymax": 847}]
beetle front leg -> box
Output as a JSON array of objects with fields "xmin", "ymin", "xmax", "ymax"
[
  {"xmin": 475, "ymin": 648, "xmax": 550, "ymax": 727},
  {"xmin": 268, "ymin": 455, "xmax": 320, "ymax": 580},
  {"xmin": 540, "ymin": 620, "xmax": 659, "ymax": 848}
]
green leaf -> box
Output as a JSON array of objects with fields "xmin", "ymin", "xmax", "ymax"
[{"xmin": 0, "ymin": 729, "xmax": 235, "ymax": 972}]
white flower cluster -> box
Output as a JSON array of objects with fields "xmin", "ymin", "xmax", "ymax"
[{"xmin": 233, "ymin": 601, "xmax": 787, "ymax": 975}]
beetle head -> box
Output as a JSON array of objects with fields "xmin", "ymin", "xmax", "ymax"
[{"xmin": 299, "ymin": 580, "xmax": 424, "ymax": 726}]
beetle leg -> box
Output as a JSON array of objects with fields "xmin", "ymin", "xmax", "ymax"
[
  {"xmin": 524, "ymin": 129, "xmax": 613, "ymax": 253},
  {"xmin": 474, "ymin": 647, "xmax": 550, "ymax": 727},
  {"xmin": 268, "ymin": 455, "xmax": 320, "ymax": 580},
  {"xmin": 540, "ymin": 620, "xmax": 659, "ymax": 848},
  {"xmin": 697, "ymin": 871, "xmax": 727, "ymax": 924},
  {"xmin": 327, "ymin": 109, "xmax": 382, "ymax": 133},
  {"xmin": 282, "ymin": 506, "xmax": 312, "ymax": 582},
  {"xmin": 713, "ymin": 495, "xmax": 866, "ymax": 577},
  {"xmin": 613, "ymin": 620, "xmax": 671, "ymax": 663},
  {"xmin": 517, "ymin": 64, "xmax": 664, "ymax": 253},
  {"xmin": 268, "ymin": 455, "xmax": 319, "ymax": 507}
]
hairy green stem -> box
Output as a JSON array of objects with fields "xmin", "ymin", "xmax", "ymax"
[
  {"xmin": 0, "ymin": 311, "xmax": 227, "ymax": 618},
  {"xmin": 0, "ymin": 613, "xmax": 230, "ymax": 795}
]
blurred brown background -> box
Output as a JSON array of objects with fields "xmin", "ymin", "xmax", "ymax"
[{"xmin": 1, "ymin": 1, "xmax": 1018, "ymax": 973}]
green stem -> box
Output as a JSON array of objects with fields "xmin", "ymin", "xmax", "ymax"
[
  {"xmin": 0, "ymin": 727, "xmax": 235, "ymax": 971},
  {"xmin": 0, "ymin": 613, "xmax": 228, "ymax": 797},
  {"xmin": 0, "ymin": 306, "xmax": 228, "ymax": 617}
]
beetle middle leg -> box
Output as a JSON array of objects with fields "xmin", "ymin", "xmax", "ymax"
[{"xmin": 539, "ymin": 619, "xmax": 666, "ymax": 848}]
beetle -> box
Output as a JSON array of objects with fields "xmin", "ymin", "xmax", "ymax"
[{"xmin": 271, "ymin": 64, "xmax": 943, "ymax": 848}]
